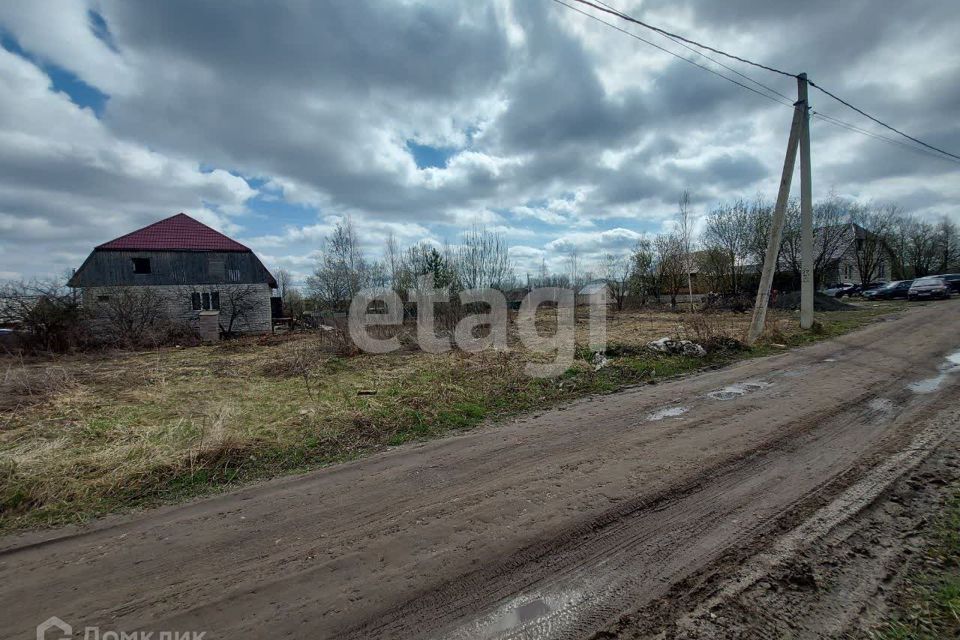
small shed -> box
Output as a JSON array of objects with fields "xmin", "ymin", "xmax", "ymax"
[{"xmin": 576, "ymin": 281, "xmax": 613, "ymax": 306}]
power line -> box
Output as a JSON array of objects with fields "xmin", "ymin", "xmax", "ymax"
[
  {"xmin": 811, "ymin": 111, "xmax": 960, "ymax": 164},
  {"xmin": 808, "ymin": 80, "xmax": 960, "ymax": 162},
  {"xmin": 550, "ymin": 0, "xmax": 795, "ymax": 108},
  {"xmin": 592, "ymin": 0, "xmax": 795, "ymax": 104},
  {"xmin": 567, "ymin": 0, "xmax": 797, "ymax": 78},
  {"xmin": 558, "ymin": 0, "xmax": 960, "ymax": 165}
]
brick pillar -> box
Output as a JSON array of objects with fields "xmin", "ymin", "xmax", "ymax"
[{"xmin": 198, "ymin": 310, "xmax": 220, "ymax": 343}]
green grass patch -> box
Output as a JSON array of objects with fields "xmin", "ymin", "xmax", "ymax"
[{"xmin": 868, "ymin": 487, "xmax": 960, "ymax": 640}]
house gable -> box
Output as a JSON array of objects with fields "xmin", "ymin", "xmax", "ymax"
[{"xmin": 68, "ymin": 213, "xmax": 276, "ymax": 288}]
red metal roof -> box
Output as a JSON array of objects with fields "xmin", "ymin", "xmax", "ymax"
[{"xmin": 96, "ymin": 213, "xmax": 251, "ymax": 252}]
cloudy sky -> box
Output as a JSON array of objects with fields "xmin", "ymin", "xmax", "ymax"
[{"xmin": 1, "ymin": 0, "xmax": 958, "ymax": 283}]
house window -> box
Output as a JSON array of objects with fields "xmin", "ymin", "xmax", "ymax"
[
  {"xmin": 132, "ymin": 258, "xmax": 151, "ymax": 274},
  {"xmin": 228, "ymin": 269, "xmax": 241, "ymax": 282},
  {"xmin": 192, "ymin": 291, "xmax": 221, "ymax": 311}
]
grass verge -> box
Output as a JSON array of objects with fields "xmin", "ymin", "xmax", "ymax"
[
  {"xmin": 868, "ymin": 485, "xmax": 960, "ymax": 639},
  {"xmin": 0, "ymin": 301, "xmax": 908, "ymax": 533}
]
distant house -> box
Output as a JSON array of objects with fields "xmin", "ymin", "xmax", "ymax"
[
  {"xmin": 576, "ymin": 281, "xmax": 614, "ymax": 306},
  {"xmin": 821, "ymin": 223, "xmax": 889, "ymax": 285},
  {"xmin": 68, "ymin": 213, "xmax": 277, "ymax": 334},
  {"xmin": 778, "ymin": 222, "xmax": 890, "ymax": 286}
]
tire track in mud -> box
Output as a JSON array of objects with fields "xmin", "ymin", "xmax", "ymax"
[
  {"xmin": 2, "ymin": 301, "xmax": 958, "ymax": 640},
  {"xmin": 342, "ymin": 382, "xmax": 950, "ymax": 640}
]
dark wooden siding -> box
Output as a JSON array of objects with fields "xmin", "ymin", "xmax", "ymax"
[{"xmin": 68, "ymin": 250, "xmax": 276, "ymax": 287}]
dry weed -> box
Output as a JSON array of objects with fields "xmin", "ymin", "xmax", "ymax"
[{"xmin": 0, "ymin": 360, "xmax": 77, "ymax": 411}]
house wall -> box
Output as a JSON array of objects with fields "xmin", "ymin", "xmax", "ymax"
[
  {"xmin": 81, "ymin": 283, "xmax": 272, "ymax": 334},
  {"xmin": 831, "ymin": 246, "xmax": 890, "ymax": 285},
  {"xmin": 69, "ymin": 250, "xmax": 274, "ymax": 288}
]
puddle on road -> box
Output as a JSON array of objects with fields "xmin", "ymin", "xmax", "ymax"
[
  {"xmin": 464, "ymin": 590, "xmax": 585, "ymax": 639},
  {"xmin": 823, "ymin": 358, "xmax": 838, "ymax": 363},
  {"xmin": 908, "ymin": 374, "xmax": 948, "ymax": 394},
  {"xmin": 485, "ymin": 598, "xmax": 552, "ymax": 634},
  {"xmin": 908, "ymin": 349, "xmax": 960, "ymax": 394},
  {"xmin": 867, "ymin": 398, "xmax": 894, "ymax": 412},
  {"xmin": 708, "ymin": 380, "xmax": 772, "ymax": 401},
  {"xmin": 647, "ymin": 406, "xmax": 690, "ymax": 421}
]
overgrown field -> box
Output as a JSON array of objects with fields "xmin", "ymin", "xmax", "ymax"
[{"xmin": 0, "ymin": 301, "xmax": 907, "ymax": 532}]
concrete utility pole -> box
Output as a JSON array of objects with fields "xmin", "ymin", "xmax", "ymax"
[
  {"xmin": 747, "ymin": 72, "xmax": 816, "ymax": 344},
  {"xmin": 798, "ymin": 73, "xmax": 815, "ymax": 329},
  {"xmin": 746, "ymin": 96, "xmax": 804, "ymax": 345}
]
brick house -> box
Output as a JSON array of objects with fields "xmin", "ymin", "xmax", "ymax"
[{"xmin": 68, "ymin": 213, "xmax": 277, "ymax": 335}]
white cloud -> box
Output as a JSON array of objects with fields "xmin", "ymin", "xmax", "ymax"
[{"xmin": 0, "ymin": 0, "xmax": 958, "ymax": 282}]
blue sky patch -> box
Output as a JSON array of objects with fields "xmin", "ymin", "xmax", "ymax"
[
  {"xmin": 406, "ymin": 140, "xmax": 457, "ymax": 169},
  {"xmin": 88, "ymin": 10, "xmax": 119, "ymax": 53},
  {"xmin": 0, "ymin": 31, "xmax": 108, "ymax": 117}
]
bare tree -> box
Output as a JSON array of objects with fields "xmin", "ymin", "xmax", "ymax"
[
  {"xmin": 654, "ymin": 232, "xmax": 685, "ymax": 309},
  {"xmin": 385, "ymin": 232, "xmax": 401, "ymax": 293},
  {"xmin": 273, "ymin": 267, "xmax": 299, "ymax": 317},
  {"xmin": 934, "ymin": 217, "xmax": 960, "ymax": 274},
  {"xmin": 780, "ymin": 197, "xmax": 850, "ymax": 287},
  {"xmin": 694, "ymin": 247, "xmax": 732, "ymax": 293},
  {"xmin": 565, "ymin": 246, "xmax": 581, "ymax": 290},
  {"xmin": 307, "ymin": 217, "xmax": 377, "ymax": 310},
  {"xmin": 744, "ymin": 196, "xmax": 775, "ymax": 268},
  {"xmin": 532, "ymin": 257, "xmax": 570, "ymax": 288},
  {"xmin": 885, "ymin": 213, "xmax": 913, "ymax": 280},
  {"xmin": 628, "ymin": 238, "xmax": 656, "ymax": 304},
  {"xmin": 602, "ymin": 253, "xmax": 632, "ymax": 311},
  {"xmin": 0, "ymin": 278, "xmax": 87, "ymax": 352},
  {"xmin": 702, "ymin": 199, "xmax": 752, "ymax": 294},
  {"xmin": 906, "ymin": 218, "xmax": 939, "ymax": 278},
  {"xmin": 453, "ymin": 226, "xmax": 513, "ymax": 290},
  {"xmin": 848, "ymin": 203, "xmax": 896, "ymax": 285},
  {"xmin": 219, "ymin": 284, "xmax": 267, "ymax": 335},
  {"xmin": 99, "ymin": 287, "xmax": 171, "ymax": 346},
  {"xmin": 274, "ymin": 268, "xmax": 293, "ymax": 301},
  {"xmin": 677, "ymin": 190, "xmax": 696, "ymax": 311}
]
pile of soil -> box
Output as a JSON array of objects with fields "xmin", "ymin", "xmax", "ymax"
[{"xmin": 771, "ymin": 291, "xmax": 856, "ymax": 311}]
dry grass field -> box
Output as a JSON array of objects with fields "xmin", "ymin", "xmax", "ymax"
[{"xmin": 0, "ymin": 301, "xmax": 907, "ymax": 532}]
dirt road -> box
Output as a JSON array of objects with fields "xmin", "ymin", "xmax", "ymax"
[{"xmin": 3, "ymin": 301, "xmax": 959, "ymax": 640}]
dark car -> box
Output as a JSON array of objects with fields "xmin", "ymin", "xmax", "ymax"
[
  {"xmin": 863, "ymin": 280, "xmax": 913, "ymax": 300},
  {"xmin": 857, "ymin": 281, "xmax": 888, "ymax": 297},
  {"xmin": 940, "ymin": 273, "xmax": 960, "ymax": 294},
  {"xmin": 908, "ymin": 276, "xmax": 952, "ymax": 301}
]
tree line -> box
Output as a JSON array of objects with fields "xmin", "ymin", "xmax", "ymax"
[
  {"xmin": 288, "ymin": 218, "xmax": 517, "ymax": 314},
  {"xmin": 282, "ymin": 201, "xmax": 959, "ymax": 316}
]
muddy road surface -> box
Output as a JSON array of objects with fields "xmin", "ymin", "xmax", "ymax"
[{"xmin": 3, "ymin": 301, "xmax": 959, "ymax": 639}]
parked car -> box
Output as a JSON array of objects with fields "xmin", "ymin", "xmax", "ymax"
[
  {"xmin": 857, "ymin": 282, "xmax": 888, "ymax": 297},
  {"xmin": 863, "ymin": 280, "xmax": 913, "ymax": 300},
  {"xmin": 821, "ymin": 282, "xmax": 857, "ymax": 298},
  {"xmin": 907, "ymin": 276, "xmax": 952, "ymax": 301},
  {"xmin": 940, "ymin": 273, "xmax": 960, "ymax": 293}
]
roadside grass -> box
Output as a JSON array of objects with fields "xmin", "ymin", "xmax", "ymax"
[
  {"xmin": 868, "ymin": 485, "xmax": 960, "ymax": 640},
  {"xmin": 0, "ymin": 301, "xmax": 908, "ymax": 532}
]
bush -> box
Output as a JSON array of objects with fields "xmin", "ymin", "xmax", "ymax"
[{"xmin": 0, "ymin": 279, "xmax": 91, "ymax": 353}]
